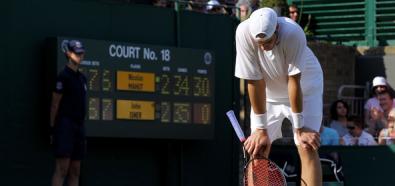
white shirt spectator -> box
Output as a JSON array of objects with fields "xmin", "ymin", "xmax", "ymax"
[
  {"xmin": 364, "ymin": 97, "xmax": 395, "ymax": 112},
  {"xmin": 343, "ymin": 131, "xmax": 377, "ymax": 146}
]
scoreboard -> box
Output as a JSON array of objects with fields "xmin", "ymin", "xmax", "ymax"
[{"xmin": 52, "ymin": 37, "xmax": 215, "ymax": 139}]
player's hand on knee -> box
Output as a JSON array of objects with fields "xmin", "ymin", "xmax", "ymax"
[
  {"xmin": 296, "ymin": 127, "xmax": 320, "ymax": 150},
  {"xmin": 244, "ymin": 129, "xmax": 271, "ymax": 158}
]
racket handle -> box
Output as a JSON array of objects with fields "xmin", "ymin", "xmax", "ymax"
[{"xmin": 226, "ymin": 110, "xmax": 246, "ymax": 142}]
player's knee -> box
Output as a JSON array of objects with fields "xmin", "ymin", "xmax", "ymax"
[
  {"xmin": 69, "ymin": 166, "xmax": 81, "ymax": 178},
  {"xmin": 55, "ymin": 166, "xmax": 69, "ymax": 178}
]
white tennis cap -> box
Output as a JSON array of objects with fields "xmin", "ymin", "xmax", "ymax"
[
  {"xmin": 372, "ymin": 76, "xmax": 387, "ymax": 87},
  {"xmin": 248, "ymin": 7, "xmax": 278, "ymax": 40}
]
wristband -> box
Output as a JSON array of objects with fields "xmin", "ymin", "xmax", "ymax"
[
  {"xmin": 291, "ymin": 112, "xmax": 304, "ymax": 129},
  {"xmin": 251, "ymin": 111, "xmax": 267, "ymax": 129}
]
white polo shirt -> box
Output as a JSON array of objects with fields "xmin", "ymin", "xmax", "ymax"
[
  {"xmin": 343, "ymin": 131, "xmax": 377, "ymax": 146},
  {"xmin": 235, "ymin": 17, "xmax": 323, "ymax": 103}
]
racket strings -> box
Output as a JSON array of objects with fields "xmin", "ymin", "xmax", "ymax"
[{"xmin": 244, "ymin": 159, "xmax": 286, "ymax": 186}]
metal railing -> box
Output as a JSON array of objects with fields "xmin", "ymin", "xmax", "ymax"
[{"xmin": 337, "ymin": 84, "xmax": 370, "ymax": 117}]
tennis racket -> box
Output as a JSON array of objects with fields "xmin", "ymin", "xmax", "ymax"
[{"xmin": 226, "ymin": 110, "xmax": 287, "ymax": 186}]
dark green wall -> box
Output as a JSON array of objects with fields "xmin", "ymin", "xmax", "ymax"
[
  {"xmin": 2, "ymin": 1, "xmax": 239, "ymax": 185},
  {"xmin": 272, "ymin": 145, "xmax": 395, "ymax": 185},
  {"xmin": 3, "ymin": 1, "xmax": 395, "ymax": 186}
]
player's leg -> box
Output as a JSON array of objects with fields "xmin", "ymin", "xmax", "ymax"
[
  {"xmin": 52, "ymin": 117, "xmax": 74, "ymax": 186},
  {"xmin": 68, "ymin": 160, "xmax": 81, "ymax": 186},
  {"xmin": 52, "ymin": 158, "xmax": 71, "ymax": 186},
  {"xmin": 261, "ymin": 102, "xmax": 286, "ymax": 157},
  {"xmin": 68, "ymin": 124, "xmax": 86, "ymax": 186},
  {"xmin": 297, "ymin": 144, "xmax": 322, "ymax": 186},
  {"xmin": 293, "ymin": 97, "xmax": 323, "ymax": 186}
]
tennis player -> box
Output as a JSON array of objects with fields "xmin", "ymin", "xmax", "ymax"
[
  {"xmin": 235, "ymin": 8, "xmax": 323, "ymax": 185},
  {"xmin": 50, "ymin": 40, "xmax": 87, "ymax": 186}
]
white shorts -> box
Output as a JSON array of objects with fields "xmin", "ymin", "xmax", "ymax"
[{"xmin": 251, "ymin": 95, "xmax": 323, "ymax": 145}]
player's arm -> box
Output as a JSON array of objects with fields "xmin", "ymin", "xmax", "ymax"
[
  {"xmin": 50, "ymin": 92, "xmax": 62, "ymax": 128},
  {"xmin": 288, "ymin": 73, "xmax": 320, "ymax": 150},
  {"xmin": 288, "ymin": 73, "xmax": 303, "ymax": 129},
  {"xmin": 288, "ymin": 73, "xmax": 303, "ymax": 114},
  {"xmin": 51, "ymin": 75, "xmax": 66, "ymax": 128},
  {"xmin": 234, "ymin": 22, "xmax": 270, "ymax": 157},
  {"xmin": 245, "ymin": 79, "xmax": 271, "ymax": 158},
  {"xmin": 248, "ymin": 79, "xmax": 266, "ymax": 116}
]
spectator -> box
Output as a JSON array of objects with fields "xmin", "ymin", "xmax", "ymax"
[
  {"xmin": 186, "ymin": 0, "xmax": 207, "ymax": 13},
  {"xmin": 288, "ymin": 3, "xmax": 299, "ymax": 22},
  {"xmin": 249, "ymin": 0, "xmax": 259, "ymax": 12},
  {"xmin": 206, "ymin": 0, "xmax": 227, "ymax": 14},
  {"xmin": 287, "ymin": 3, "xmax": 315, "ymax": 36},
  {"xmin": 378, "ymin": 90, "xmax": 395, "ymax": 119},
  {"xmin": 320, "ymin": 124, "xmax": 340, "ymax": 146},
  {"xmin": 153, "ymin": 0, "xmax": 169, "ymax": 8},
  {"xmin": 235, "ymin": 0, "xmax": 252, "ymax": 21},
  {"xmin": 365, "ymin": 77, "xmax": 390, "ymax": 124},
  {"xmin": 367, "ymin": 105, "xmax": 386, "ymax": 137},
  {"xmin": 366, "ymin": 90, "xmax": 395, "ymax": 136},
  {"xmin": 343, "ymin": 116, "xmax": 377, "ymax": 146},
  {"xmin": 378, "ymin": 108, "xmax": 395, "ymax": 145},
  {"xmin": 365, "ymin": 77, "xmax": 395, "ymax": 136},
  {"xmin": 329, "ymin": 100, "xmax": 349, "ymax": 137}
]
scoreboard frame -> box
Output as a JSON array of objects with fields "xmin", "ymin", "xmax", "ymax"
[{"xmin": 46, "ymin": 37, "xmax": 215, "ymax": 140}]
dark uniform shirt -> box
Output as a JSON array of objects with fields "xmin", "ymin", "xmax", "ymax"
[{"xmin": 54, "ymin": 65, "xmax": 87, "ymax": 122}]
